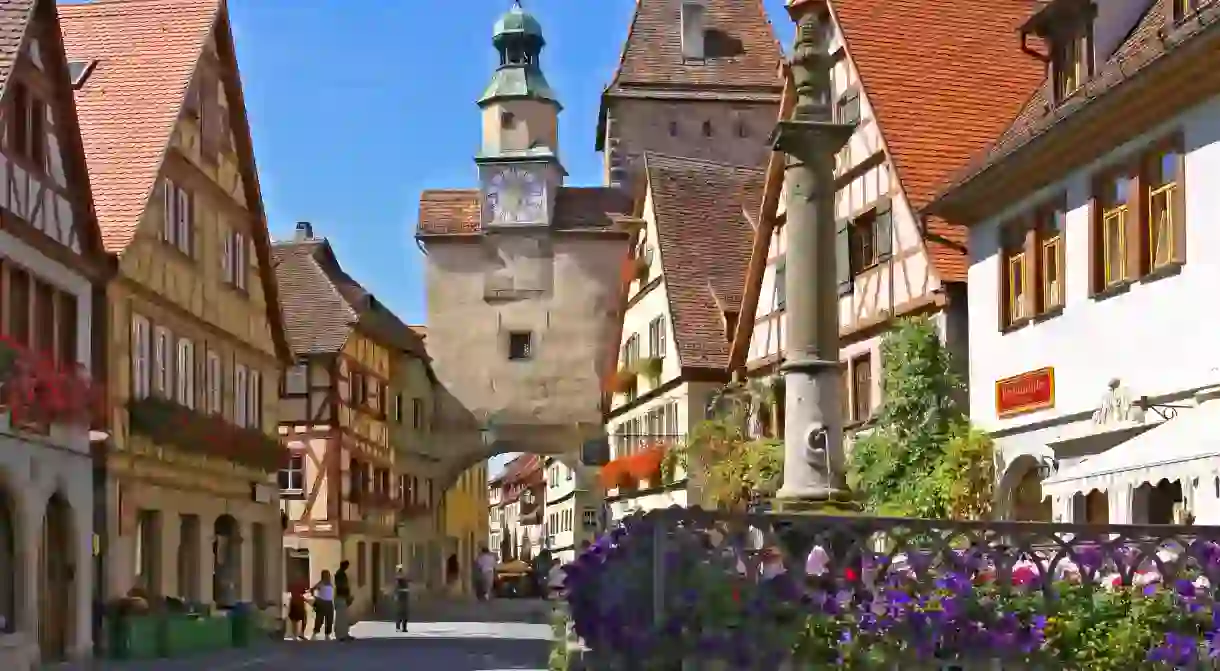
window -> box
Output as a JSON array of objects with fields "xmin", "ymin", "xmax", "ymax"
[
  {"xmin": 33, "ymin": 280, "xmax": 53, "ymax": 356},
  {"xmin": 508, "ymin": 331, "xmax": 532, "ymax": 360},
  {"xmin": 8, "ymin": 267, "xmax": 28, "ymax": 346},
  {"xmin": 279, "ymin": 453, "xmax": 305, "ymax": 497},
  {"xmin": 235, "ymin": 364, "xmax": 248, "ymax": 426},
  {"xmin": 412, "ymin": 398, "xmax": 424, "ymax": 429},
  {"xmin": 850, "ymin": 354, "xmax": 872, "ymax": 423},
  {"xmin": 668, "ymin": 120, "xmax": 678, "ymax": 137},
  {"xmin": 774, "ymin": 259, "xmax": 786, "ymax": 310},
  {"xmin": 57, "ymin": 291, "xmax": 77, "ymax": 367},
  {"xmin": 1147, "ymin": 144, "xmax": 1183, "ymax": 271},
  {"xmin": 131, "ymin": 315, "xmax": 151, "ymax": 399},
  {"xmin": 9, "ymin": 83, "xmax": 45, "ymax": 169},
  {"xmin": 1053, "ymin": 23, "xmax": 1091, "ymax": 102},
  {"xmin": 393, "ymin": 393, "xmax": 404, "ymax": 424},
  {"xmin": 701, "ymin": 120, "xmax": 713, "ymax": 137},
  {"xmin": 205, "ymin": 351, "xmax": 221, "ymax": 413},
  {"xmin": 583, "ymin": 508, "xmax": 598, "ymax": 530},
  {"xmin": 734, "ymin": 116, "xmax": 749, "ymax": 138},
  {"xmin": 847, "ymin": 201, "xmax": 893, "ymax": 276},
  {"xmin": 249, "ymin": 370, "xmax": 262, "ymax": 428},
  {"xmin": 161, "ymin": 179, "xmax": 192, "ymax": 255},
  {"xmin": 223, "ymin": 230, "xmax": 247, "ymax": 289},
  {"xmin": 175, "ymin": 338, "xmax": 194, "ymax": 409},
  {"xmin": 1099, "ymin": 172, "xmax": 1129, "ymax": 288},
  {"xmin": 647, "ymin": 316, "xmax": 666, "ymax": 359},
  {"xmin": 621, "ymin": 333, "xmax": 640, "ymax": 367},
  {"xmin": 284, "ymin": 364, "xmax": 307, "ymax": 394},
  {"xmin": 1037, "ymin": 206, "xmax": 1065, "ymax": 311},
  {"xmin": 1173, "ymin": 0, "xmax": 1200, "ymax": 23},
  {"xmin": 849, "ymin": 212, "xmax": 876, "ymax": 272},
  {"xmin": 836, "ymin": 89, "xmax": 861, "ymax": 126},
  {"xmin": 153, "ymin": 326, "xmax": 172, "ymax": 398},
  {"xmin": 1001, "ymin": 225, "xmax": 1029, "ymax": 324}
]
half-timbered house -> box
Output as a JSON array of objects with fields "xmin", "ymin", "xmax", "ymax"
[
  {"xmin": 273, "ymin": 222, "xmax": 435, "ymax": 611},
  {"xmin": 730, "ymin": 0, "xmax": 1044, "ymax": 435},
  {"xmin": 60, "ymin": 0, "xmax": 292, "ymax": 613},
  {"xmin": 604, "ymin": 153, "xmax": 762, "ymax": 519},
  {"xmin": 0, "ymin": 0, "xmax": 110, "ymax": 666}
]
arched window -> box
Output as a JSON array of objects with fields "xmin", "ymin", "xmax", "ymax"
[{"xmin": 0, "ymin": 490, "xmax": 15, "ymax": 632}]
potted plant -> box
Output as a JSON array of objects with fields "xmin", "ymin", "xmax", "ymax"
[
  {"xmin": 633, "ymin": 257, "xmax": 650, "ymax": 283},
  {"xmin": 635, "ymin": 356, "xmax": 662, "ymax": 381},
  {"xmin": 610, "ymin": 368, "xmax": 636, "ymax": 395}
]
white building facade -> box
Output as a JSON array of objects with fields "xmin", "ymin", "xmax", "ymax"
[
  {"xmin": 928, "ymin": 0, "xmax": 1220, "ymax": 526},
  {"xmin": 541, "ymin": 458, "xmax": 598, "ymax": 565}
]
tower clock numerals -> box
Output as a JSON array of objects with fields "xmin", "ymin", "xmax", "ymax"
[{"xmin": 486, "ymin": 165, "xmax": 546, "ymax": 225}]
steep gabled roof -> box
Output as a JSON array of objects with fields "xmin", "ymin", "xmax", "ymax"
[
  {"xmin": 644, "ymin": 152, "xmax": 761, "ymax": 371},
  {"xmin": 0, "ymin": 1, "xmax": 35, "ymax": 94},
  {"xmin": 272, "ymin": 235, "xmax": 427, "ymax": 359},
  {"xmin": 606, "ymin": 0, "xmax": 783, "ymax": 96},
  {"xmin": 61, "ymin": 0, "xmax": 292, "ymax": 363},
  {"xmin": 828, "ymin": 0, "xmax": 1045, "ymax": 282}
]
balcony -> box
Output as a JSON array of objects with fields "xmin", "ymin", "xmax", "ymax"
[{"xmin": 127, "ymin": 396, "xmax": 288, "ymax": 473}]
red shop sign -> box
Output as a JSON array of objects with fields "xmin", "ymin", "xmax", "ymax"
[{"xmin": 995, "ymin": 367, "xmax": 1055, "ymax": 418}]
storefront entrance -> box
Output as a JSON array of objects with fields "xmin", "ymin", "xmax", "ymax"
[{"xmin": 38, "ymin": 493, "xmax": 74, "ymax": 662}]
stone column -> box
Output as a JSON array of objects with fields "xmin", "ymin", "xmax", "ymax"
[{"xmin": 771, "ymin": 7, "xmax": 855, "ymax": 509}]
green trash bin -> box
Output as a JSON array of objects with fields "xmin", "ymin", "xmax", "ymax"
[
  {"xmin": 230, "ymin": 604, "xmax": 254, "ymax": 648},
  {"xmin": 107, "ymin": 614, "xmax": 162, "ymax": 659}
]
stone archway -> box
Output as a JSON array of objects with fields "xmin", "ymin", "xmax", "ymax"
[
  {"xmin": 212, "ymin": 515, "xmax": 242, "ymax": 608},
  {"xmin": 998, "ymin": 454, "xmax": 1052, "ymax": 521},
  {"xmin": 38, "ymin": 492, "xmax": 75, "ymax": 662}
]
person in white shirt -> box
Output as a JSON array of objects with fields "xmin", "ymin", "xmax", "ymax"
[
  {"xmin": 309, "ymin": 570, "xmax": 335, "ymax": 640},
  {"xmin": 547, "ymin": 562, "xmax": 566, "ymax": 598},
  {"xmin": 475, "ymin": 548, "xmax": 496, "ymax": 601}
]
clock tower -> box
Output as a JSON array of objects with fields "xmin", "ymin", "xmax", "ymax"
[{"xmin": 477, "ymin": 1, "xmax": 563, "ymax": 229}]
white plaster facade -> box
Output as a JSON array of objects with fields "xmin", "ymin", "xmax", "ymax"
[
  {"xmin": 967, "ymin": 93, "xmax": 1220, "ymax": 525},
  {"xmin": 542, "ymin": 458, "xmax": 597, "ymax": 565},
  {"xmin": 0, "ymin": 228, "xmax": 97, "ymax": 670}
]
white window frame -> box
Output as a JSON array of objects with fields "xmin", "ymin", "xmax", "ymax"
[
  {"xmin": 233, "ymin": 233, "xmax": 247, "ymax": 289},
  {"xmin": 131, "ymin": 315, "xmax": 151, "ymax": 399},
  {"xmin": 285, "ymin": 364, "xmax": 307, "ymax": 394},
  {"xmin": 221, "ymin": 226, "xmax": 233, "ymax": 283},
  {"xmin": 153, "ymin": 326, "xmax": 172, "ymax": 398},
  {"xmin": 205, "ymin": 351, "xmax": 221, "ymax": 414},
  {"xmin": 162, "ymin": 180, "xmax": 175, "ymax": 244},
  {"xmin": 234, "ymin": 363, "xmax": 248, "ymax": 427},
  {"xmin": 279, "ymin": 453, "xmax": 305, "ymax": 495},
  {"xmin": 175, "ymin": 186, "xmax": 191, "ymax": 256},
  {"xmin": 175, "ymin": 337, "xmax": 194, "ymax": 409}
]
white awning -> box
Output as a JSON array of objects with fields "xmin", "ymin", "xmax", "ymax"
[{"xmin": 1043, "ymin": 398, "xmax": 1220, "ymax": 497}]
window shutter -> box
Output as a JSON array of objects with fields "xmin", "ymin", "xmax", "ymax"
[
  {"xmin": 836, "ymin": 218, "xmax": 853, "ymax": 295},
  {"xmin": 176, "ymin": 188, "xmax": 191, "ymax": 255},
  {"xmin": 874, "ymin": 198, "xmax": 893, "ymax": 260},
  {"xmin": 221, "ymin": 229, "xmax": 233, "ymax": 282},
  {"xmin": 997, "ymin": 248, "xmax": 1009, "ymax": 330},
  {"xmin": 1086, "ymin": 194, "xmax": 1102, "ymax": 295}
]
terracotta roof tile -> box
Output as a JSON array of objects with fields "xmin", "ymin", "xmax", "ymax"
[
  {"xmin": 58, "ymin": 0, "xmax": 218, "ymax": 254},
  {"xmin": 273, "ymin": 235, "xmax": 426, "ymax": 358},
  {"xmin": 938, "ymin": 1, "xmax": 1185, "ymax": 198},
  {"xmin": 416, "ymin": 186, "xmax": 633, "ymax": 237},
  {"xmin": 645, "ymin": 152, "xmax": 761, "ymax": 370},
  {"xmin": 830, "ymin": 0, "xmax": 1046, "ymax": 281},
  {"xmin": 0, "ymin": 1, "xmax": 35, "ymax": 98},
  {"xmin": 607, "ymin": 0, "xmax": 783, "ymax": 97}
]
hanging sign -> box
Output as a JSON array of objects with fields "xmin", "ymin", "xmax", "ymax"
[{"xmin": 995, "ymin": 367, "xmax": 1055, "ymax": 418}]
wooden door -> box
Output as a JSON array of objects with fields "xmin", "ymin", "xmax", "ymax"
[{"xmin": 39, "ymin": 495, "xmax": 73, "ymax": 662}]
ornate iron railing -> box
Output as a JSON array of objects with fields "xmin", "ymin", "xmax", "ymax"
[{"xmin": 562, "ymin": 506, "xmax": 1220, "ymax": 669}]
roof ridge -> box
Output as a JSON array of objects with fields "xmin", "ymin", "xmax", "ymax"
[
  {"xmin": 643, "ymin": 150, "xmax": 767, "ymax": 173},
  {"xmin": 604, "ymin": 0, "xmax": 643, "ymax": 92}
]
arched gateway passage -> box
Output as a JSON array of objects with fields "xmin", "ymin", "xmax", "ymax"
[{"xmin": 38, "ymin": 492, "xmax": 75, "ymax": 662}]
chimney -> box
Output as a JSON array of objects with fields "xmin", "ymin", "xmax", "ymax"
[
  {"xmin": 681, "ymin": 0, "xmax": 706, "ymax": 61},
  {"xmin": 294, "ymin": 221, "xmax": 314, "ymax": 241}
]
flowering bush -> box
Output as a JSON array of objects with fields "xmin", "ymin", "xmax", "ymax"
[
  {"xmin": 563, "ymin": 515, "xmax": 1220, "ymax": 669},
  {"xmin": 0, "ymin": 335, "xmax": 103, "ymax": 428}
]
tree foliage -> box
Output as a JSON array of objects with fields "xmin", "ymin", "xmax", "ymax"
[
  {"xmin": 664, "ymin": 383, "xmax": 783, "ymax": 511},
  {"xmin": 847, "ymin": 317, "xmax": 996, "ymax": 519}
]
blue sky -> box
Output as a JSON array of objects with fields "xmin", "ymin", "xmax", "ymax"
[{"xmin": 222, "ymin": 1, "xmax": 793, "ymax": 476}]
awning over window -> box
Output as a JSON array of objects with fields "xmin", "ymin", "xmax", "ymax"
[{"xmin": 1044, "ymin": 399, "xmax": 1220, "ymax": 497}]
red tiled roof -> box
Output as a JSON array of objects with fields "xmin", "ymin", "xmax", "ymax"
[
  {"xmin": 829, "ymin": 0, "xmax": 1046, "ymax": 281},
  {"xmin": 0, "ymin": 1, "xmax": 35, "ymax": 99},
  {"xmin": 645, "ymin": 152, "xmax": 761, "ymax": 370},
  {"xmin": 606, "ymin": 0, "xmax": 783, "ymax": 96},
  {"xmin": 59, "ymin": 0, "xmax": 219, "ymax": 254}
]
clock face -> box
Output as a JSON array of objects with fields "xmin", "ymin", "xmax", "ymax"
[{"xmin": 486, "ymin": 166, "xmax": 546, "ymax": 225}]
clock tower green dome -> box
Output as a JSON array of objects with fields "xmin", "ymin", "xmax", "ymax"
[{"xmin": 479, "ymin": 1, "xmax": 559, "ymax": 109}]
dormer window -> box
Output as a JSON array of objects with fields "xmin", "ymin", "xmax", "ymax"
[
  {"xmin": 1020, "ymin": 0, "xmax": 1095, "ymax": 106},
  {"xmin": 1053, "ymin": 23, "xmax": 1092, "ymax": 101}
]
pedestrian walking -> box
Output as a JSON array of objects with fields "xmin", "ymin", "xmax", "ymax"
[
  {"xmin": 475, "ymin": 547, "xmax": 496, "ymax": 601},
  {"xmin": 334, "ymin": 560, "xmax": 354, "ymax": 642},
  {"xmin": 309, "ymin": 570, "xmax": 336, "ymax": 641},
  {"xmin": 393, "ymin": 564, "xmax": 412, "ymax": 632},
  {"xmin": 287, "ymin": 579, "xmax": 308, "ymax": 640}
]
